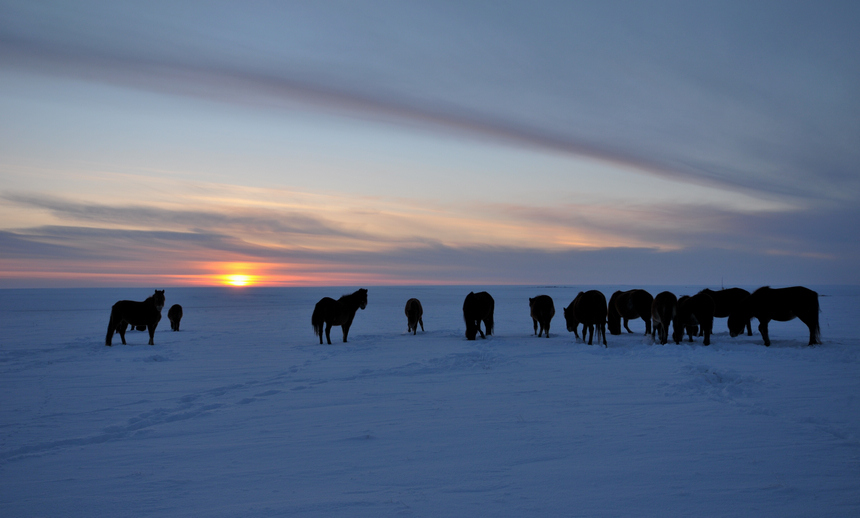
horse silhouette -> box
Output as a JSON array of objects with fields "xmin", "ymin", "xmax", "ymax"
[
  {"xmin": 728, "ymin": 286, "xmax": 820, "ymax": 346},
  {"xmin": 405, "ymin": 298, "xmax": 424, "ymax": 335},
  {"xmin": 564, "ymin": 290, "xmax": 607, "ymax": 347},
  {"xmin": 312, "ymin": 289, "xmax": 368, "ymax": 344},
  {"xmin": 167, "ymin": 304, "xmax": 183, "ymax": 331},
  {"xmin": 106, "ymin": 290, "xmax": 165, "ymax": 346},
  {"xmin": 651, "ymin": 291, "xmax": 677, "ymax": 345},
  {"xmin": 607, "ymin": 289, "xmax": 653, "ymax": 335},
  {"xmin": 673, "ymin": 292, "xmax": 715, "ymax": 345},
  {"xmin": 463, "ymin": 291, "xmax": 494, "ymax": 340},
  {"xmin": 699, "ymin": 288, "xmax": 752, "ymax": 336},
  {"xmin": 528, "ymin": 295, "xmax": 555, "ymax": 338}
]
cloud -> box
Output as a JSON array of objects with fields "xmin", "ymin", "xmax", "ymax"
[{"xmin": 2, "ymin": 2, "xmax": 857, "ymax": 204}]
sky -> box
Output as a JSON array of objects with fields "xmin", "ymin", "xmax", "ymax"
[{"xmin": 1, "ymin": 0, "xmax": 858, "ymax": 288}]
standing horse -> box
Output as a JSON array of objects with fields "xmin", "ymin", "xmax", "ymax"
[
  {"xmin": 312, "ymin": 289, "xmax": 368, "ymax": 344},
  {"xmin": 463, "ymin": 291, "xmax": 494, "ymax": 340},
  {"xmin": 529, "ymin": 295, "xmax": 555, "ymax": 338},
  {"xmin": 673, "ymin": 292, "xmax": 715, "ymax": 345},
  {"xmin": 167, "ymin": 304, "xmax": 183, "ymax": 331},
  {"xmin": 700, "ymin": 288, "xmax": 752, "ymax": 336},
  {"xmin": 607, "ymin": 289, "xmax": 653, "ymax": 335},
  {"xmin": 728, "ymin": 286, "xmax": 820, "ymax": 346},
  {"xmin": 405, "ymin": 298, "xmax": 424, "ymax": 335},
  {"xmin": 651, "ymin": 291, "xmax": 677, "ymax": 345},
  {"xmin": 564, "ymin": 290, "xmax": 607, "ymax": 347},
  {"xmin": 106, "ymin": 290, "xmax": 165, "ymax": 346}
]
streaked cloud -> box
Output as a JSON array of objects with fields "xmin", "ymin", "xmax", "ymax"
[{"xmin": 0, "ymin": 1, "xmax": 857, "ymax": 286}]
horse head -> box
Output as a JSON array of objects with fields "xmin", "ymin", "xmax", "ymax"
[
  {"xmin": 357, "ymin": 288, "xmax": 368, "ymax": 310},
  {"xmin": 563, "ymin": 305, "xmax": 577, "ymax": 332},
  {"xmin": 153, "ymin": 290, "xmax": 165, "ymax": 311}
]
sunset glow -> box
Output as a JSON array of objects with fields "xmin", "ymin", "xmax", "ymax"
[{"xmin": 222, "ymin": 274, "xmax": 254, "ymax": 287}]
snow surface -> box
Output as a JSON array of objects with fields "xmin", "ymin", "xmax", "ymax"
[{"xmin": 1, "ymin": 285, "xmax": 859, "ymax": 517}]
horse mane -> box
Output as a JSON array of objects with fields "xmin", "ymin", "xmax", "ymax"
[
  {"xmin": 339, "ymin": 288, "xmax": 367, "ymax": 302},
  {"xmin": 752, "ymin": 286, "xmax": 771, "ymax": 295}
]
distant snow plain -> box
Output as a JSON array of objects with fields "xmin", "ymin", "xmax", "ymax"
[{"xmin": 1, "ymin": 285, "xmax": 858, "ymax": 517}]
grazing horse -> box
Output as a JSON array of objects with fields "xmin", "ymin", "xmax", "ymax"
[
  {"xmin": 700, "ymin": 288, "xmax": 753, "ymax": 336},
  {"xmin": 167, "ymin": 304, "xmax": 183, "ymax": 331},
  {"xmin": 651, "ymin": 291, "xmax": 677, "ymax": 345},
  {"xmin": 673, "ymin": 293, "xmax": 715, "ymax": 345},
  {"xmin": 312, "ymin": 288, "xmax": 368, "ymax": 344},
  {"xmin": 463, "ymin": 291, "xmax": 494, "ymax": 340},
  {"xmin": 529, "ymin": 295, "xmax": 555, "ymax": 338},
  {"xmin": 607, "ymin": 289, "xmax": 653, "ymax": 335},
  {"xmin": 405, "ymin": 298, "xmax": 424, "ymax": 335},
  {"xmin": 564, "ymin": 290, "xmax": 607, "ymax": 347},
  {"xmin": 106, "ymin": 290, "xmax": 165, "ymax": 346},
  {"xmin": 728, "ymin": 286, "xmax": 820, "ymax": 346}
]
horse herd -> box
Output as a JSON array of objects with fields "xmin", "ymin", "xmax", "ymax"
[{"xmin": 106, "ymin": 286, "xmax": 821, "ymax": 348}]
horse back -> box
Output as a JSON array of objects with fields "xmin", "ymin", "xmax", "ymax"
[
  {"xmin": 752, "ymin": 286, "xmax": 818, "ymax": 321},
  {"xmin": 700, "ymin": 288, "xmax": 750, "ymax": 318},
  {"xmin": 630, "ymin": 290, "xmax": 653, "ymax": 318},
  {"xmin": 405, "ymin": 298, "xmax": 423, "ymax": 323},
  {"xmin": 112, "ymin": 299, "xmax": 162, "ymax": 326},
  {"xmin": 313, "ymin": 296, "xmax": 343, "ymax": 322},
  {"xmin": 529, "ymin": 295, "xmax": 555, "ymax": 321},
  {"xmin": 574, "ymin": 290, "xmax": 607, "ymax": 324},
  {"xmin": 464, "ymin": 291, "xmax": 494, "ymax": 319}
]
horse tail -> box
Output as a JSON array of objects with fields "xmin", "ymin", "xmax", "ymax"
[
  {"xmin": 311, "ymin": 303, "xmax": 324, "ymax": 338},
  {"xmin": 485, "ymin": 309, "xmax": 494, "ymax": 336},
  {"xmin": 105, "ymin": 305, "xmax": 118, "ymax": 345}
]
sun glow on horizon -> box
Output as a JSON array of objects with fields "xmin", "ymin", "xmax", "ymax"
[{"xmin": 223, "ymin": 274, "xmax": 254, "ymax": 287}]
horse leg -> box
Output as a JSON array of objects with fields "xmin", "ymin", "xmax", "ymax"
[
  {"xmin": 342, "ymin": 323, "xmax": 351, "ymax": 343},
  {"xmin": 325, "ymin": 323, "xmax": 333, "ymax": 345},
  {"xmin": 746, "ymin": 320, "xmax": 753, "ymax": 336},
  {"xmin": 106, "ymin": 312, "xmax": 117, "ymax": 346},
  {"xmin": 147, "ymin": 323, "xmax": 157, "ymax": 346},
  {"xmin": 623, "ymin": 318, "xmax": 632, "ymax": 333},
  {"xmin": 478, "ymin": 322, "xmax": 486, "ymax": 339},
  {"xmin": 645, "ymin": 318, "xmax": 652, "ymax": 336},
  {"xmin": 600, "ymin": 324, "xmax": 607, "ymax": 347},
  {"xmin": 587, "ymin": 324, "xmax": 594, "ymax": 345},
  {"xmin": 419, "ymin": 317, "xmax": 424, "ymax": 332},
  {"xmin": 702, "ymin": 318, "xmax": 712, "ymax": 346},
  {"xmin": 545, "ymin": 321, "xmax": 550, "ymax": 338},
  {"xmin": 758, "ymin": 320, "xmax": 771, "ymax": 346},
  {"xmin": 798, "ymin": 312, "xmax": 820, "ymax": 346},
  {"xmin": 533, "ymin": 318, "xmax": 538, "ymax": 336},
  {"xmin": 117, "ymin": 321, "xmax": 128, "ymax": 345}
]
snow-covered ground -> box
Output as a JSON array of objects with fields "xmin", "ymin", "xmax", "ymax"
[{"xmin": 1, "ymin": 285, "xmax": 858, "ymax": 517}]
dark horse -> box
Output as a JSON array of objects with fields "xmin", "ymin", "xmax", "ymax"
[
  {"xmin": 529, "ymin": 295, "xmax": 555, "ymax": 338},
  {"xmin": 651, "ymin": 291, "xmax": 677, "ymax": 345},
  {"xmin": 405, "ymin": 298, "xmax": 424, "ymax": 335},
  {"xmin": 673, "ymin": 293, "xmax": 715, "ymax": 345},
  {"xmin": 312, "ymin": 289, "xmax": 368, "ymax": 344},
  {"xmin": 607, "ymin": 289, "xmax": 653, "ymax": 335},
  {"xmin": 699, "ymin": 288, "xmax": 753, "ymax": 336},
  {"xmin": 167, "ymin": 304, "xmax": 183, "ymax": 331},
  {"xmin": 106, "ymin": 290, "xmax": 165, "ymax": 346},
  {"xmin": 463, "ymin": 291, "xmax": 494, "ymax": 340},
  {"xmin": 728, "ymin": 286, "xmax": 820, "ymax": 346},
  {"xmin": 564, "ymin": 290, "xmax": 607, "ymax": 347}
]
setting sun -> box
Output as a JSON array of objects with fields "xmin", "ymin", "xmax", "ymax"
[{"xmin": 224, "ymin": 274, "xmax": 253, "ymax": 287}]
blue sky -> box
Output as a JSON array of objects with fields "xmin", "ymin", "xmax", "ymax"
[{"xmin": 1, "ymin": 1, "xmax": 858, "ymax": 287}]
